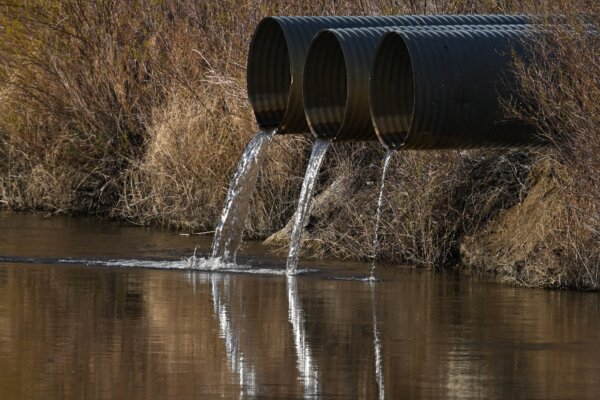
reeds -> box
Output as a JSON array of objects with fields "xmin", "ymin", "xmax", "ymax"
[{"xmin": 0, "ymin": 0, "xmax": 598, "ymax": 289}]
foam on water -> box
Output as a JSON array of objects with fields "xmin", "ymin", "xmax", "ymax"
[
  {"xmin": 187, "ymin": 255, "xmax": 287, "ymax": 275},
  {"xmin": 0, "ymin": 255, "xmax": 372, "ymax": 279},
  {"xmin": 59, "ymin": 258, "xmax": 193, "ymax": 269},
  {"xmin": 50, "ymin": 256, "xmax": 289, "ymax": 276},
  {"xmin": 331, "ymin": 276, "xmax": 381, "ymax": 282}
]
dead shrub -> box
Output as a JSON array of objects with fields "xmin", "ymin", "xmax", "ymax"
[
  {"xmin": 296, "ymin": 146, "xmax": 532, "ymax": 268},
  {"xmin": 502, "ymin": 2, "xmax": 600, "ymax": 289},
  {"xmin": 0, "ymin": 0, "xmax": 598, "ymax": 290}
]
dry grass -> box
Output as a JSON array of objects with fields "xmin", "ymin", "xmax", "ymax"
[
  {"xmin": 0, "ymin": 0, "xmax": 521, "ymax": 222},
  {"xmin": 503, "ymin": 2, "xmax": 600, "ymax": 289},
  {"xmin": 288, "ymin": 144, "xmax": 532, "ymax": 267},
  {"xmin": 0, "ymin": 0, "xmax": 599, "ymax": 289},
  {"xmin": 117, "ymin": 85, "xmax": 309, "ymax": 235}
]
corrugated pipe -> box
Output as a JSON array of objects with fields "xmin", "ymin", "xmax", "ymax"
[
  {"xmin": 246, "ymin": 15, "xmax": 531, "ymax": 134},
  {"xmin": 370, "ymin": 27, "xmax": 544, "ymax": 149},
  {"xmin": 302, "ymin": 18, "xmax": 531, "ymax": 141}
]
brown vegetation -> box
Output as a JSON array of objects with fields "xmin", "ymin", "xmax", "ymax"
[
  {"xmin": 463, "ymin": 6, "xmax": 600, "ymax": 290},
  {"xmin": 0, "ymin": 1, "xmax": 598, "ymax": 289}
]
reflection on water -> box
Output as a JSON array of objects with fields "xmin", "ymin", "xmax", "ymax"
[
  {"xmin": 1, "ymin": 212, "xmax": 600, "ymax": 399},
  {"xmin": 287, "ymin": 276, "xmax": 320, "ymax": 397},
  {"xmin": 210, "ymin": 274, "xmax": 257, "ymax": 398},
  {"xmin": 370, "ymin": 283, "xmax": 385, "ymax": 400}
]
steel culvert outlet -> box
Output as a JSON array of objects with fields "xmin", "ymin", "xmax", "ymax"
[
  {"xmin": 302, "ymin": 17, "xmax": 531, "ymax": 141},
  {"xmin": 247, "ymin": 15, "xmax": 531, "ymax": 134},
  {"xmin": 370, "ymin": 27, "xmax": 544, "ymax": 149}
]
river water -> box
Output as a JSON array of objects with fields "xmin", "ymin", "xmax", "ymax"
[{"xmin": 1, "ymin": 212, "xmax": 599, "ymax": 399}]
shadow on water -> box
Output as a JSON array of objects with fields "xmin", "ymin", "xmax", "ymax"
[{"xmin": 1, "ymin": 212, "xmax": 600, "ymax": 399}]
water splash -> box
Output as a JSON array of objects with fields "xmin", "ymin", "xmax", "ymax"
[
  {"xmin": 371, "ymin": 150, "xmax": 395, "ymax": 280},
  {"xmin": 287, "ymin": 276, "xmax": 320, "ymax": 396},
  {"xmin": 286, "ymin": 138, "xmax": 331, "ymax": 275},
  {"xmin": 0, "ymin": 254, "xmax": 309, "ymax": 276},
  {"xmin": 187, "ymin": 253, "xmax": 287, "ymax": 275},
  {"xmin": 53, "ymin": 255, "xmax": 287, "ymax": 275},
  {"xmin": 211, "ymin": 129, "xmax": 275, "ymax": 262},
  {"xmin": 370, "ymin": 282, "xmax": 386, "ymax": 400}
]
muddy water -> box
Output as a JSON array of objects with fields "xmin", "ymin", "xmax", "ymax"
[{"xmin": 1, "ymin": 212, "xmax": 600, "ymax": 399}]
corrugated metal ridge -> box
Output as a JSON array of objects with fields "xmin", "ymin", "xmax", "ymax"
[
  {"xmin": 370, "ymin": 27, "xmax": 543, "ymax": 150},
  {"xmin": 303, "ymin": 19, "xmax": 532, "ymax": 142},
  {"xmin": 247, "ymin": 14, "xmax": 532, "ymax": 133}
]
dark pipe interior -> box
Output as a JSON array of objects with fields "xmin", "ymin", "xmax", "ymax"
[
  {"xmin": 247, "ymin": 18, "xmax": 291, "ymax": 130},
  {"xmin": 303, "ymin": 31, "xmax": 348, "ymax": 138},
  {"xmin": 370, "ymin": 32, "xmax": 414, "ymax": 149}
]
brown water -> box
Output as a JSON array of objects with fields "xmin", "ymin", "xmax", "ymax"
[{"xmin": 1, "ymin": 212, "xmax": 599, "ymax": 399}]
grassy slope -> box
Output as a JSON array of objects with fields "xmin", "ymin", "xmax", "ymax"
[{"xmin": 0, "ymin": 1, "xmax": 598, "ymax": 289}]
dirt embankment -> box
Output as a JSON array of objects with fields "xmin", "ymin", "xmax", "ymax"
[{"xmin": 460, "ymin": 160, "xmax": 566, "ymax": 287}]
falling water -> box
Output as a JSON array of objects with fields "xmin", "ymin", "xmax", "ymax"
[
  {"xmin": 211, "ymin": 129, "xmax": 275, "ymax": 262},
  {"xmin": 287, "ymin": 276, "xmax": 320, "ymax": 396},
  {"xmin": 286, "ymin": 138, "xmax": 331, "ymax": 275},
  {"xmin": 370, "ymin": 282, "xmax": 386, "ymax": 400},
  {"xmin": 371, "ymin": 150, "xmax": 395, "ymax": 279}
]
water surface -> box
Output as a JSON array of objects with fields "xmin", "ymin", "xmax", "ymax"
[{"xmin": 1, "ymin": 212, "xmax": 599, "ymax": 399}]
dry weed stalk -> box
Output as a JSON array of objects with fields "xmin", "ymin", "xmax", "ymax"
[{"xmin": 0, "ymin": 0, "xmax": 598, "ymax": 289}]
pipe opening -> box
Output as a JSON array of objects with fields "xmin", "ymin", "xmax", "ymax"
[
  {"xmin": 370, "ymin": 32, "xmax": 414, "ymax": 149},
  {"xmin": 303, "ymin": 31, "xmax": 348, "ymax": 138},
  {"xmin": 247, "ymin": 18, "xmax": 291, "ymax": 130}
]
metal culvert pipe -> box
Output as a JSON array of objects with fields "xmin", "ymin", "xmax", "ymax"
[
  {"xmin": 302, "ymin": 17, "xmax": 531, "ymax": 141},
  {"xmin": 370, "ymin": 27, "xmax": 543, "ymax": 149},
  {"xmin": 247, "ymin": 15, "xmax": 531, "ymax": 134}
]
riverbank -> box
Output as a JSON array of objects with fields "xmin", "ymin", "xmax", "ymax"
[{"xmin": 1, "ymin": 1, "xmax": 598, "ymax": 290}]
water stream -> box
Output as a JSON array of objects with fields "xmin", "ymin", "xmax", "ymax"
[
  {"xmin": 286, "ymin": 138, "xmax": 332, "ymax": 275},
  {"xmin": 211, "ymin": 129, "xmax": 275, "ymax": 262},
  {"xmin": 371, "ymin": 150, "xmax": 395, "ymax": 279}
]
